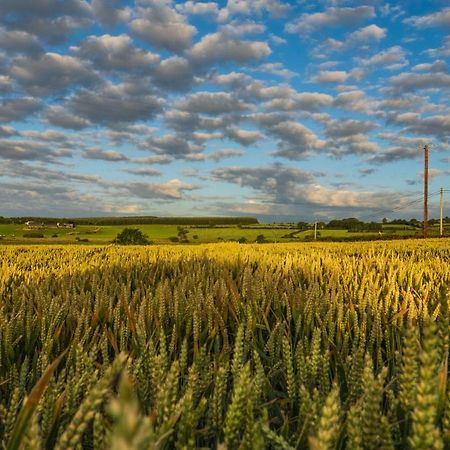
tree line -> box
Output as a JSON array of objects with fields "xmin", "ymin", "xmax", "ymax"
[
  {"xmin": 0, "ymin": 216, "xmax": 259, "ymax": 226},
  {"xmin": 297, "ymin": 217, "xmax": 448, "ymax": 232}
]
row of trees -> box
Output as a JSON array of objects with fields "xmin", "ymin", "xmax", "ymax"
[
  {"xmin": 296, "ymin": 217, "xmax": 446, "ymax": 232},
  {"xmin": 0, "ymin": 216, "xmax": 259, "ymax": 226},
  {"xmin": 297, "ymin": 218, "xmax": 383, "ymax": 232},
  {"xmin": 113, "ymin": 228, "xmax": 267, "ymax": 245}
]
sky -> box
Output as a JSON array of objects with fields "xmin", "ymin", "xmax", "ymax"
[{"xmin": 0, "ymin": 0, "xmax": 449, "ymax": 222}]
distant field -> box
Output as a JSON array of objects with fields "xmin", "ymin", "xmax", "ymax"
[
  {"xmin": 0, "ymin": 223, "xmax": 296, "ymax": 244},
  {"xmin": 187, "ymin": 226, "xmax": 293, "ymax": 243},
  {"xmin": 0, "ymin": 222, "xmax": 442, "ymax": 244},
  {"xmin": 0, "ymin": 224, "xmax": 178, "ymax": 244}
]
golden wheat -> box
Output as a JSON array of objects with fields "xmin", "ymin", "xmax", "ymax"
[{"xmin": 0, "ymin": 240, "xmax": 449, "ymax": 449}]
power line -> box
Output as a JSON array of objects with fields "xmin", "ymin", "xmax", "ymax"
[
  {"xmin": 372, "ymin": 194, "xmax": 439, "ymax": 218},
  {"xmin": 261, "ymin": 191, "xmax": 441, "ymax": 221},
  {"xmin": 358, "ymin": 191, "xmax": 441, "ymax": 222},
  {"xmin": 359, "ymin": 195, "xmax": 424, "ymax": 220},
  {"xmin": 424, "ymin": 144, "xmax": 429, "ymax": 237},
  {"xmin": 440, "ymin": 187, "xmax": 444, "ymax": 237}
]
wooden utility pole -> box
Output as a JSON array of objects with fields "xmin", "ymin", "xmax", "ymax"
[
  {"xmin": 314, "ymin": 221, "xmax": 317, "ymax": 241},
  {"xmin": 423, "ymin": 144, "xmax": 429, "ymax": 238},
  {"xmin": 440, "ymin": 187, "xmax": 444, "ymax": 237}
]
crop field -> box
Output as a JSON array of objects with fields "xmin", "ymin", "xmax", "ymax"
[
  {"xmin": 0, "ymin": 224, "xmax": 308, "ymax": 245},
  {"xmin": 0, "ymin": 224, "xmax": 180, "ymax": 244},
  {"xmin": 0, "ymin": 222, "xmax": 432, "ymax": 245},
  {"xmin": 0, "ymin": 223, "xmax": 310, "ymax": 244},
  {"xmin": 1, "ymin": 240, "xmax": 449, "ymax": 449}
]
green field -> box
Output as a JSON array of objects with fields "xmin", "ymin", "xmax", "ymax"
[
  {"xmin": 0, "ymin": 224, "xmax": 300, "ymax": 244},
  {"xmin": 0, "ymin": 224, "xmax": 179, "ymax": 244},
  {"xmin": 0, "ymin": 222, "xmax": 444, "ymax": 244}
]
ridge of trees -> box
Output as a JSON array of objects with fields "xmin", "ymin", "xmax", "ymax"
[{"xmin": 0, "ymin": 216, "xmax": 259, "ymax": 226}]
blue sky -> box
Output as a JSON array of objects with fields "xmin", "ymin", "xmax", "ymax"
[{"xmin": 0, "ymin": 0, "xmax": 449, "ymax": 221}]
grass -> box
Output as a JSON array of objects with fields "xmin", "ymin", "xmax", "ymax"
[
  {"xmin": 186, "ymin": 227, "xmax": 293, "ymax": 243},
  {"xmin": 0, "ymin": 224, "xmax": 17, "ymax": 236},
  {"xmin": 0, "ymin": 224, "xmax": 298, "ymax": 244},
  {"xmin": 0, "ymin": 222, "xmax": 446, "ymax": 245},
  {"xmin": 0, "ymin": 224, "xmax": 179, "ymax": 244}
]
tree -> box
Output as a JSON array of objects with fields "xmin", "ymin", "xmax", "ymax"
[
  {"xmin": 255, "ymin": 234, "xmax": 266, "ymax": 243},
  {"xmin": 114, "ymin": 228, "xmax": 150, "ymax": 245},
  {"xmin": 327, "ymin": 218, "xmax": 364, "ymax": 230},
  {"xmin": 177, "ymin": 226, "xmax": 189, "ymax": 241},
  {"xmin": 297, "ymin": 221, "xmax": 309, "ymax": 230}
]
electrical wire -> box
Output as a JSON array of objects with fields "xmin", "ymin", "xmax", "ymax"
[
  {"xmin": 260, "ymin": 187, "xmax": 446, "ymax": 222},
  {"xmin": 359, "ymin": 191, "xmax": 441, "ymax": 222}
]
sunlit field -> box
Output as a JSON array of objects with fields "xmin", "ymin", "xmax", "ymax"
[
  {"xmin": 0, "ymin": 222, "xmax": 440, "ymax": 245},
  {"xmin": 1, "ymin": 240, "xmax": 449, "ymax": 449}
]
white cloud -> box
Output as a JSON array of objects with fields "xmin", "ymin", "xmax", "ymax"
[
  {"xmin": 255, "ymin": 62, "xmax": 296, "ymax": 79},
  {"xmin": 10, "ymin": 52, "xmax": 97, "ymax": 95},
  {"xmin": 152, "ymin": 56, "xmax": 195, "ymax": 91},
  {"xmin": 83, "ymin": 148, "xmax": 129, "ymax": 161},
  {"xmin": 124, "ymin": 179, "xmax": 198, "ymax": 200},
  {"xmin": 405, "ymin": 8, "xmax": 450, "ymax": 28},
  {"xmin": 412, "ymin": 60, "xmax": 448, "ymax": 73},
  {"xmin": 207, "ymin": 148, "xmax": 243, "ymax": 161},
  {"xmin": 67, "ymin": 82, "xmax": 165, "ymax": 125},
  {"xmin": 333, "ymin": 90, "xmax": 373, "ymax": 113},
  {"xmin": 92, "ymin": 0, "xmax": 131, "ymax": 24},
  {"xmin": 0, "ymin": 97, "xmax": 42, "ymax": 123},
  {"xmin": 426, "ymin": 37, "xmax": 450, "ymax": 58},
  {"xmin": 357, "ymin": 46, "xmax": 408, "ymax": 70},
  {"xmin": 325, "ymin": 119, "xmax": 377, "ymax": 138},
  {"xmin": 390, "ymin": 71, "xmax": 450, "ymax": 92},
  {"xmin": 264, "ymin": 92, "xmax": 333, "ymax": 111},
  {"xmin": 270, "ymin": 121, "xmax": 326, "ymax": 159},
  {"xmin": 175, "ymin": 91, "xmax": 254, "ymax": 114},
  {"xmin": 123, "ymin": 167, "xmax": 162, "ymax": 176},
  {"xmin": 0, "ymin": 28, "xmax": 43, "ymax": 54},
  {"xmin": 131, "ymin": 0, "xmax": 197, "ymax": 52},
  {"xmin": 346, "ymin": 24, "xmax": 387, "ymax": 42},
  {"xmin": 71, "ymin": 34, "xmax": 160, "ymax": 71},
  {"xmin": 44, "ymin": 106, "xmax": 92, "ymax": 130},
  {"xmin": 311, "ymin": 70, "xmax": 349, "ymax": 83},
  {"xmin": 286, "ymin": 6, "xmax": 375, "ymax": 34},
  {"xmin": 380, "ymin": 3, "xmax": 405, "ymax": 20},
  {"xmin": 304, "ymin": 185, "xmax": 392, "ymax": 208},
  {"xmin": 218, "ymin": 0, "xmax": 291, "ymax": 22},
  {"xmin": 220, "ymin": 21, "xmax": 266, "ymax": 37},
  {"xmin": 269, "ymin": 33, "xmax": 287, "ymax": 45},
  {"xmin": 176, "ymin": 1, "xmax": 219, "ymax": 17},
  {"xmin": 225, "ymin": 127, "xmax": 263, "ymax": 145},
  {"xmin": 189, "ymin": 32, "xmax": 271, "ymax": 65},
  {"xmin": 402, "ymin": 115, "xmax": 450, "ymax": 140}
]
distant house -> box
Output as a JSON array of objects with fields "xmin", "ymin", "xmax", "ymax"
[
  {"xmin": 25, "ymin": 221, "xmax": 43, "ymax": 227},
  {"xmin": 57, "ymin": 222, "xmax": 76, "ymax": 229}
]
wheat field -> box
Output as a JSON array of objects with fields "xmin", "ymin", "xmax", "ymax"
[{"xmin": 0, "ymin": 241, "xmax": 449, "ymax": 449}]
